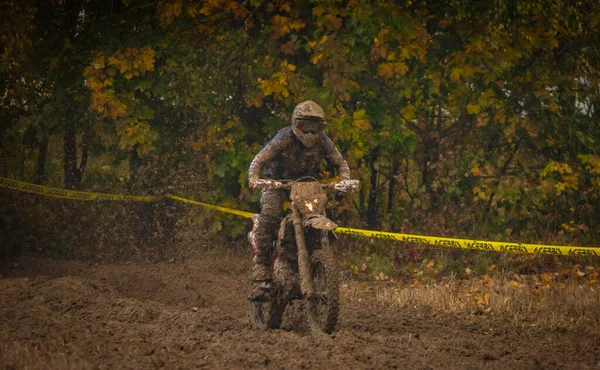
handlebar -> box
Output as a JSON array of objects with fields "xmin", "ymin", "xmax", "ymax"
[{"xmin": 251, "ymin": 178, "xmax": 359, "ymax": 192}]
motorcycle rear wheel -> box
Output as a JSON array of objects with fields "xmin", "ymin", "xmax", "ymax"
[
  {"xmin": 248, "ymin": 281, "xmax": 286, "ymax": 330},
  {"xmin": 306, "ymin": 249, "xmax": 340, "ymax": 334}
]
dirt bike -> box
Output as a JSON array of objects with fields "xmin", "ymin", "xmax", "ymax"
[{"xmin": 248, "ymin": 177, "xmax": 359, "ymax": 334}]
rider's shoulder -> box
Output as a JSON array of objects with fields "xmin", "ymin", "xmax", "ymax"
[
  {"xmin": 272, "ymin": 126, "xmax": 294, "ymax": 141},
  {"xmin": 278, "ymin": 125, "xmax": 294, "ymax": 136},
  {"xmin": 320, "ymin": 131, "xmax": 333, "ymax": 144},
  {"xmin": 265, "ymin": 126, "xmax": 294, "ymax": 147}
]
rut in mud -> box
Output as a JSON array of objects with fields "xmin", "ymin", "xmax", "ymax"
[{"xmin": 1, "ymin": 251, "xmax": 599, "ymax": 369}]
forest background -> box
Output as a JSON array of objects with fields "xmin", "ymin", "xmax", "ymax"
[{"xmin": 1, "ymin": 0, "xmax": 600, "ymax": 281}]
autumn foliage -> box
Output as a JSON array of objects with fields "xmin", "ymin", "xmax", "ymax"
[{"xmin": 1, "ymin": 0, "xmax": 600, "ymax": 272}]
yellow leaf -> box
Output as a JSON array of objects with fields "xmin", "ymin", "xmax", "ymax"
[
  {"xmin": 311, "ymin": 53, "xmax": 323, "ymax": 64},
  {"xmin": 158, "ymin": 0, "xmax": 183, "ymax": 26},
  {"xmin": 291, "ymin": 19, "xmax": 305, "ymax": 31},
  {"xmin": 312, "ymin": 5, "xmax": 325, "ymax": 17},
  {"xmin": 199, "ymin": 6, "xmax": 212, "ymax": 16},
  {"xmin": 393, "ymin": 62, "xmax": 408, "ymax": 75},
  {"xmin": 272, "ymin": 15, "xmax": 291, "ymax": 37},
  {"xmin": 400, "ymin": 104, "xmax": 415, "ymax": 121},
  {"xmin": 353, "ymin": 120, "xmax": 371, "ymax": 131},
  {"xmin": 352, "ymin": 109, "xmax": 371, "ymax": 130},
  {"xmin": 308, "ymin": 40, "xmax": 317, "ymax": 48},
  {"xmin": 92, "ymin": 56, "xmax": 105, "ymax": 69},
  {"xmin": 107, "ymin": 56, "xmax": 118, "ymax": 67},
  {"xmin": 377, "ymin": 63, "xmax": 394, "ymax": 79},
  {"xmin": 263, "ymin": 85, "xmax": 273, "ymax": 96},
  {"xmin": 279, "ymin": 2, "xmax": 291, "ymax": 13},
  {"xmin": 467, "ymin": 104, "xmax": 481, "ymax": 115},
  {"xmin": 287, "ymin": 63, "xmax": 296, "ymax": 71},
  {"xmin": 353, "ymin": 109, "xmax": 367, "ymax": 120},
  {"xmin": 450, "ymin": 67, "xmax": 462, "ymax": 82}
]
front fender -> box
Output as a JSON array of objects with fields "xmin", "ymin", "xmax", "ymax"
[{"xmin": 303, "ymin": 216, "xmax": 338, "ymax": 231}]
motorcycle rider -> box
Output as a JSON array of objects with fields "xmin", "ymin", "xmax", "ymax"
[{"xmin": 248, "ymin": 100, "xmax": 351, "ymax": 300}]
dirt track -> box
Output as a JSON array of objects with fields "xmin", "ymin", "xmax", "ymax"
[{"xmin": 1, "ymin": 251, "xmax": 599, "ymax": 369}]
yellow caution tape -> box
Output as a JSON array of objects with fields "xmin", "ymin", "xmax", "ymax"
[
  {"xmin": 0, "ymin": 177, "xmax": 160, "ymax": 202},
  {"xmin": 166, "ymin": 194, "xmax": 255, "ymax": 218},
  {"xmin": 3, "ymin": 176, "xmax": 599, "ymax": 256},
  {"xmin": 168, "ymin": 192, "xmax": 600, "ymax": 256},
  {"xmin": 336, "ymin": 227, "xmax": 600, "ymax": 256}
]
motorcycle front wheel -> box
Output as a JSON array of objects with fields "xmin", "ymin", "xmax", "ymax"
[
  {"xmin": 248, "ymin": 281, "xmax": 286, "ymax": 330},
  {"xmin": 306, "ymin": 249, "xmax": 340, "ymax": 334}
]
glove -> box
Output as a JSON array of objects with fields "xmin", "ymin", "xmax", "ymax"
[
  {"xmin": 333, "ymin": 179, "xmax": 360, "ymax": 192},
  {"xmin": 249, "ymin": 178, "xmax": 283, "ymax": 190}
]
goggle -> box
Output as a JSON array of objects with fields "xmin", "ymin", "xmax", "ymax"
[{"xmin": 296, "ymin": 118, "xmax": 325, "ymax": 134}]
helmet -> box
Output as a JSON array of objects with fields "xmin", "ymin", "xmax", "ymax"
[{"xmin": 291, "ymin": 101, "xmax": 326, "ymax": 148}]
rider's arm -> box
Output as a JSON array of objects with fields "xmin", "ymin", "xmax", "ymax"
[
  {"xmin": 323, "ymin": 135, "xmax": 351, "ymax": 181},
  {"xmin": 248, "ymin": 131, "xmax": 286, "ymax": 185}
]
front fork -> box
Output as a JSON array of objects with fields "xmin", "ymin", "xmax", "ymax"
[{"xmin": 291, "ymin": 203, "xmax": 314, "ymax": 298}]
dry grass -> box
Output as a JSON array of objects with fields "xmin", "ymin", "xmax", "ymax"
[{"xmin": 342, "ymin": 275, "xmax": 600, "ymax": 331}]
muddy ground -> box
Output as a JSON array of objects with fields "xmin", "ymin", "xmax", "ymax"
[{"xmin": 1, "ymin": 251, "xmax": 599, "ymax": 370}]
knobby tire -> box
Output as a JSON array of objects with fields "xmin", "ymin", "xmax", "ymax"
[
  {"xmin": 307, "ymin": 249, "xmax": 340, "ymax": 334},
  {"xmin": 248, "ymin": 281, "xmax": 286, "ymax": 330}
]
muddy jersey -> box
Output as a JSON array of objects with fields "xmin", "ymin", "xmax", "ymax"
[{"xmin": 249, "ymin": 126, "xmax": 350, "ymax": 181}]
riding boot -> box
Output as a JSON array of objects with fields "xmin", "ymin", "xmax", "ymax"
[
  {"xmin": 248, "ymin": 189, "xmax": 285, "ymax": 301},
  {"xmin": 248, "ymin": 256, "xmax": 272, "ymax": 301}
]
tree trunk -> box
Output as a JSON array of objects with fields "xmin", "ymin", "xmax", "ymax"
[
  {"xmin": 0, "ymin": 134, "xmax": 7, "ymax": 177},
  {"xmin": 34, "ymin": 135, "xmax": 49, "ymax": 185},
  {"xmin": 63, "ymin": 128, "xmax": 88, "ymax": 189},
  {"xmin": 357, "ymin": 158, "xmax": 365, "ymax": 214},
  {"xmin": 422, "ymin": 136, "xmax": 439, "ymax": 212},
  {"xmin": 128, "ymin": 147, "xmax": 158, "ymax": 256},
  {"xmin": 367, "ymin": 147, "xmax": 380, "ymax": 229},
  {"xmin": 63, "ymin": 127, "xmax": 78, "ymax": 189},
  {"xmin": 483, "ymin": 142, "xmax": 520, "ymax": 220},
  {"xmin": 129, "ymin": 147, "xmax": 142, "ymax": 185},
  {"xmin": 387, "ymin": 153, "xmax": 401, "ymax": 213}
]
